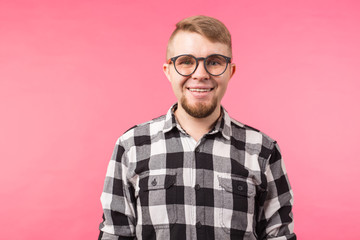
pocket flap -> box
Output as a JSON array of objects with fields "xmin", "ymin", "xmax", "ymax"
[
  {"xmin": 140, "ymin": 173, "xmax": 176, "ymax": 191},
  {"xmin": 218, "ymin": 176, "xmax": 255, "ymax": 197}
]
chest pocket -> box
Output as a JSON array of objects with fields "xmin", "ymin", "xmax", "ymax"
[
  {"xmin": 138, "ymin": 172, "xmax": 177, "ymax": 228},
  {"xmin": 218, "ymin": 176, "xmax": 256, "ymax": 234}
]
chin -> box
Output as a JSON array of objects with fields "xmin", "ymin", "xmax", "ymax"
[{"xmin": 181, "ymin": 98, "xmax": 218, "ymax": 118}]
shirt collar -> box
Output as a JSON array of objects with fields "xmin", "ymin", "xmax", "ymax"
[
  {"xmin": 212, "ymin": 107, "xmax": 231, "ymax": 140},
  {"xmin": 163, "ymin": 103, "xmax": 232, "ymax": 140},
  {"xmin": 163, "ymin": 103, "xmax": 179, "ymax": 133}
]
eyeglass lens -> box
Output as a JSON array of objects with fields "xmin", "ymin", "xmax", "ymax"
[{"xmin": 174, "ymin": 55, "xmax": 228, "ymax": 76}]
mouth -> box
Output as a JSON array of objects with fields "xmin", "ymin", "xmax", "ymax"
[
  {"xmin": 187, "ymin": 88, "xmax": 214, "ymax": 92},
  {"xmin": 186, "ymin": 87, "xmax": 214, "ymax": 99}
]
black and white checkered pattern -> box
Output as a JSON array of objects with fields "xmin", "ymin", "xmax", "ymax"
[{"xmin": 99, "ymin": 104, "xmax": 296, "ymax": 240}]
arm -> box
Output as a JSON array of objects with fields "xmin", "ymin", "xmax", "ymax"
[
  {"xmin": 257, "ymin": 142, "xmax": 296, "ymax": 240},
  {"xmin": 98, "ymin": 139, "xmax": 137, "ymax": 240}
]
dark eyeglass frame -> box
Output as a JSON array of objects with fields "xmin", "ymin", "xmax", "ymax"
[{"xmin": 167, "ymin": 54, "xmax": 232, "ymax": 76}]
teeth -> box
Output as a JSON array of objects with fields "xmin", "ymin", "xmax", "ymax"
[{"xmin": 189, "ymin": 88, "xmax": 211, "ymax": 92}]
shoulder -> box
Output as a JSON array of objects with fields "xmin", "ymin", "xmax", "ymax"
[
  {"xmin": 229, "ymin": 117, "xmax": 276, "ymax": 151},
  {"xmin": 229, "ymin": 117, "xmax": 280, "ymax": 172},
  {"xmin": 117, "ymin": 114, "xmax": 167, "ymax": 148}
]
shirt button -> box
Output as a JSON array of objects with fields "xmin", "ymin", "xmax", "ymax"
[
  {"xmin": 196, "ymin": 221, "xmax": 202, "ymax": 228},
  {"xmin": 195, "ymin": 184, "xmax": 200, "ymax": 191},
  {"xmin": 151, "ymin": 178, "xmax": 157, "ymax": 186},
  {"xmin": 237, "ymin": 185, "xmax": 243, "ymax": 191}
]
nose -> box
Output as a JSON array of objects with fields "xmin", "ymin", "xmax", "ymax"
[{"xmin": 192, "ymin": 60, "xmax": 210, "ymax": 80}]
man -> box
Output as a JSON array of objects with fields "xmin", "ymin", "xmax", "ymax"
[{"xmin": 99, "ymin": 15, "xmax": 296, "ymax": 240}]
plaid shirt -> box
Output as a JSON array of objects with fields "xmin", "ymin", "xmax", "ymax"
[{"xmin": 99, "ymin": 104, "xmax": 296, "ymax": 240}]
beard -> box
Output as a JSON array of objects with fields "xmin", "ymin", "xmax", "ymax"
[{"xmin": 180, "ymin": 96, "xmax": 218, "ymax": 118}]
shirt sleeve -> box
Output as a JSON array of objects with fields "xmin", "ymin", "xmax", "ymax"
[
  {"xmin": 257, "ymin": 142, "xmax": 296, "ymax": 240},
  {"xmin": 98, "ymin": 139, "xmax": 137, "ymax": 240}
]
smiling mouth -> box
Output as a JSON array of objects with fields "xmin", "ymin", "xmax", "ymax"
[{"xmin": 187, "ymin": 88, "xmax": 214, "ymax": 92}]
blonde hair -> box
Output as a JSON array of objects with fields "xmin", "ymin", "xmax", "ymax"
[{"xmin": 167, "ymin": 15, "xmax": 232, "ymax": 58}]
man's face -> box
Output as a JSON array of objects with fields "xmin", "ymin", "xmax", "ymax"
[{"xmin": 163, "ymin": 31, "xmax": 236, "ymax": 119}]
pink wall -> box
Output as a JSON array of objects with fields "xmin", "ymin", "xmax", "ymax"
[{"xmin": 1, "ymin": 0, "xmax": 359, "ymax": 239}]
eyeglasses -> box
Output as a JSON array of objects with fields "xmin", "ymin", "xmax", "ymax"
[{"xmin": 168, "ymin": 54, "xmax": 232, "ymax": 76}]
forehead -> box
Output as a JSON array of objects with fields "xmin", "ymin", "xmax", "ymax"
[{"xmin": 168, "ymin": 31, "xmax": 230, "ymax": 58}]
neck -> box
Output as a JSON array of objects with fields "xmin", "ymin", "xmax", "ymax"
[{"xmin": 174, "ymin": 104, "xmax": 221, "ymax": 142}]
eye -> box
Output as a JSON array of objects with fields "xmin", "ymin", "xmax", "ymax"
[
  {"xmin": 206, "ymin": 55, "xmax": 226, "ymax": 66},
  {"xmin": 177, "ymin": 56, "xmax": 195, "ymax": 66},
  {"xmin": 207, "ymin": 60, "xmax": 220, "ymax": 66}
]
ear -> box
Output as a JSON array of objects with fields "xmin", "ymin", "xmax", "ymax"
[
  {"xmin": 229, "ymin": 63, "xmax": 236, "ymax": 79},
  {"xmin": 163, "ymin": 63, "xmax": 171, "ymax": 82}
]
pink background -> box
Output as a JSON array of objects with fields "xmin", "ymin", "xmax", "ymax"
[{"xmin": 1, "ymin": 0, "xmax": 359, "ymax": 239}]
